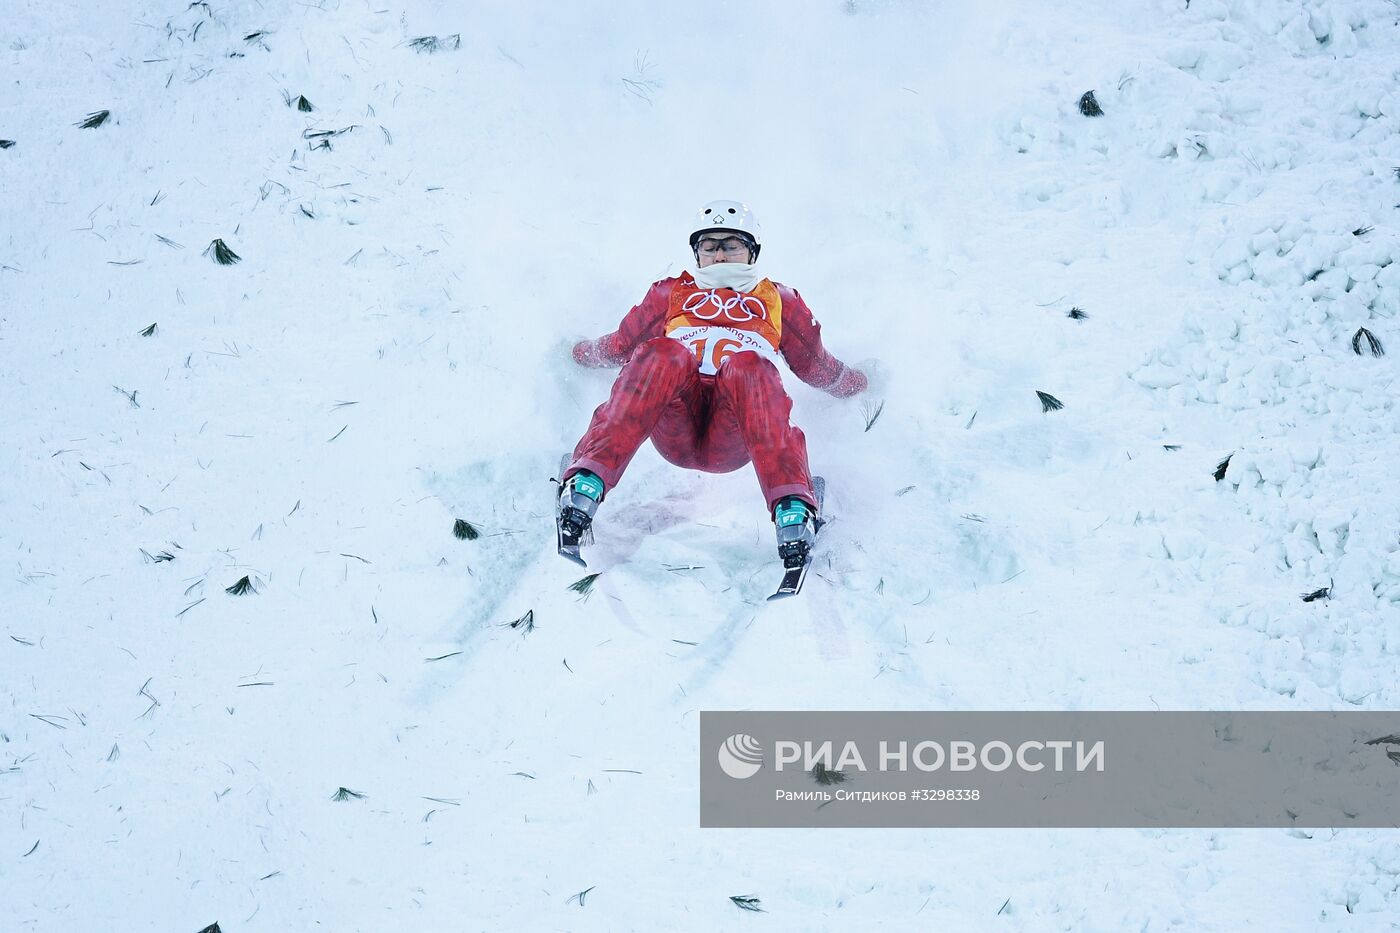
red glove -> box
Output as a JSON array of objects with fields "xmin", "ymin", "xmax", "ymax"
[
  {"xmin": 828, "ymin": 366, "xmax": 868, "ymax": 397},
  {"xmin": 572, "ymin": 338, "xmax": 617, "ymax": 368}
]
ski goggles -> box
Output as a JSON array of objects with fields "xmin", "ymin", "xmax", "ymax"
[{"xmin": 695, "ymin": 235, "xmax": 754, "ymax": 256}]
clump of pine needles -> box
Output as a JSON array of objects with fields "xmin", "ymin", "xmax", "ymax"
[
  {"xmin": 861, "ymin": 399, "xmax": 885, "ymax": 432},
  {"xmin": 204, "ymin": 239, "xmax": 241, "ymax": 265},
  {"xmin": 1301, "ymin": 581, "xmax": 1332, "ymax": 603},
  {"xmin": 502, "ymin": 609, "xmax": 535, "ymax": 634},
  {"xmin": 295, "ymin": 94, "xmax": 314, "ymax": 112},
  {"xmin": 1352, "ymin": 327, "xmax": 1383, "ymax": 357},
  {"xmin": 569, "ymin": 573, "xmax": 600, "ymax": 601},
  {"xmin": 409, "ymin": 34, "xmax": 461, "ymax": 53}
]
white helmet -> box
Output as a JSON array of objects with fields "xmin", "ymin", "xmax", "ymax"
[{"xmin": 689, "ymin": 199, "xmax": 761, "ymax": 260}]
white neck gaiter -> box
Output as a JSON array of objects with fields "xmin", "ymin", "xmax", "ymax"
[{"xmin": 693, "ymin": 262, "xmax": 763, "ymax": 293}]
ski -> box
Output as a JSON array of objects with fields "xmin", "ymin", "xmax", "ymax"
[
  {"xmin": 556, "ymin": 519, "xmax": 588, "ymax": 567},
  {"xmin": 553, "ymin": 458, "xmax": 828, "ymax": 592},
  {"xmin": 767, "ymin": 476, "xmax": 826, "ymax": 601}
]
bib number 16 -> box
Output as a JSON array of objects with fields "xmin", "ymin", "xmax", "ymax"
[{"xmin": 687, "ymin": 336, "xmax": 743, "ymax": 374}]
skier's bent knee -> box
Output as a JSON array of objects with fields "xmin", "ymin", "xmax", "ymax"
[
  {"xmin": 717, "ymin": 351, "xmax": 777, "ymax": 380},
  {"xmin": 632, "ymin": 337, "xmax": 695, "ymax": 369}
]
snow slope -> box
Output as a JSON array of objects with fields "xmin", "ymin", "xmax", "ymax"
[{"xmin": 2, "ymin": 0, "xmax": 1398, "ymax": 929}]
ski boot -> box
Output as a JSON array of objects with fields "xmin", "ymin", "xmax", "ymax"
[
  {"xmin": 768, "ymin": 479, "xmax": 826, "ymax": 600},
  {"xmin": 773, "ymin": 496, "xmax": 818, "ymax": 569},
  {"xmin": 556, "ymin": 468, "xmax": 604, "ymax": 566}
]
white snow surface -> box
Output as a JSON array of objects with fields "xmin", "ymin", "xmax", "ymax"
[{"xmin": 3, "ymin": 0, "xmax": 1400, "ymax": 929}]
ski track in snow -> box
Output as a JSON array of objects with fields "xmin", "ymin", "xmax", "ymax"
[{"xmin": 3, "ymin": 0, "xmax": 1400, "ymax": 928}]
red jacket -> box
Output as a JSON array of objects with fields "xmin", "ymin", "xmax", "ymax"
[{"xmin": 572, "ymin": 274, "xmax": 868, "ymax": 397}]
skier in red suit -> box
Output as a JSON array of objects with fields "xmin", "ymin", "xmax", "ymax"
[{"xmin": 557, "ymin": 200, "xmax": 869, "ymax": 567}]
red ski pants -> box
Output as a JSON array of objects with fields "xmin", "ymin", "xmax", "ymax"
[{"xmin": 567, "ymin": 337, "xmax": 816, "ymax": 512}]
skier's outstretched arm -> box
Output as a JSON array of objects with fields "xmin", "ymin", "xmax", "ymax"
[
  {"xmin": 572, "ymin": 280, "xmax": 672, "ymax": 368},
  {"xmin": 778, "ymin": 287, "xmax": 868, "ymax": 397}
]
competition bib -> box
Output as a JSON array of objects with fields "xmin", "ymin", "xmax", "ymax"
[{"xmin": 663, "ymin": 276, "xmax": 785, "ymax": 375}]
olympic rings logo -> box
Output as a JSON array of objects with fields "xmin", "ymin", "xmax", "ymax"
[{"xmin": 680, "ymin": 289, "xmax": 768, "ymax": 323}]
